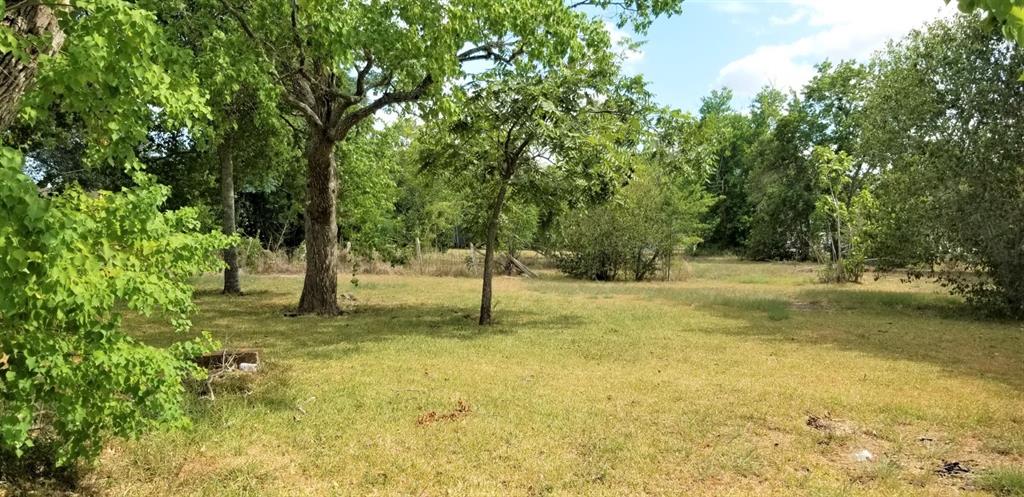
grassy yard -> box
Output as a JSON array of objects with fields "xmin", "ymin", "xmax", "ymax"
[{"xmin": 87, "ymin": 258, "xmax": 1024, "ymax": 496}]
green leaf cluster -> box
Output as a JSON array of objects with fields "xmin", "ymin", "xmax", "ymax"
[{"xmin": 0, "ymin": 148, "xmax": 230, "ymax": 465}]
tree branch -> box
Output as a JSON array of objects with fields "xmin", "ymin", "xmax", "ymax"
[
  {"xmin": 283, "ymin": 93, "xmax": 323, "ymax": 128},
  {"xmin": 354, "ymin": 51, "xmax": 374, "ymax": 97},
  {"xmin": 329, "ymin": 74, "xmax": 433, "ymax": 140},
  {"xmin": 217, "ymin": 0, "xmax": 262, "ymax": 45},
  {"xmin": 288, "ymin": 0, "xmax": 310, "ymax": 80}
]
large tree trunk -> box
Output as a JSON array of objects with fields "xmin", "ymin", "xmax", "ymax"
[
  {"xmin": 0, "ymin": 3, "xmax": 64, "ymax": 133},
  {"xmin": 219, "ymin": 143, "xmax": 241, "ymax": 295},
  {"xmin": 298, "ymin": 131, "xmax": 340, "ymax": 315},
  {"xmin": 479, "ymin": 179, "xmax": 511, "ymax": 326}
]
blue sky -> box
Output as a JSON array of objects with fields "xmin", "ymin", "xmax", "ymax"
[{"xmin": 608, "ymin": 0, "xmax": 956, "ymax": 114}]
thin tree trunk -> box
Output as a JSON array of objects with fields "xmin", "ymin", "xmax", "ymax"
[
  {"xmin": 298, "ymin": 131, "xmax": 340, "ymax": 315},
  {"xmin": 220, "ymin": 143, "xmax": 242, "ymax": 294},
  {"xmin": 0, "ymin": 4, "xmax": 64, "ymax": 133},
  {"xmin": 479, "ymin": 179, "xmax": 512, "ymax": 326}
]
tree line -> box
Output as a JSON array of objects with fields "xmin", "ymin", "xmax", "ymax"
[{"xmin": 696, "ymin": 16, "xmax": 1024, "ymax": 317}]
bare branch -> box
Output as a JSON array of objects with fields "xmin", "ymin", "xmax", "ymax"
[
  {"xmin": 330, "ymin": 74, "xmax": 434, "ymax": 140},
  {"xmin": 283, "ymin": 93, "xmax": 323, "ymax": 128}
]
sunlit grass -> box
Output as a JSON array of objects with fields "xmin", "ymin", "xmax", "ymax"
[
  {"xmin": 978, "ymin": 467, "xmax": 1024, "ymax": 496},
  {"xmin": 84, "ymin": 257, "xmax": 1024, "ymax": 496}
]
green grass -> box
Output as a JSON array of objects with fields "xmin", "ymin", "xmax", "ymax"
[
  {"xmin": 76, "ymin": 258, "xmax": 1024, "ymax": 496},
  {"xmin": 978, "ymin": 468, "xmax": 1024, "ymax": 496}
]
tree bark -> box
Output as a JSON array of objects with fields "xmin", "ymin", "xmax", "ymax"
[
  {"xmin": 479, "ymin": 177, "xmax": 512, "ymax": 326},
  {"xmin": 297, "ymin": 131, "xmax": 340, "ymax": 315},
  {"xmin": 219, "ymin": 143, "xmax": 242, "ymax": 295},
  {"xmin": 0, "ymin": 3, "xmax": 64, "ymax": 133}
]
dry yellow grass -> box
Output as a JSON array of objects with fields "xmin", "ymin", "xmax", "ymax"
[{"xmin": 86, "ymin": 257, "xmax": 1024, "ymax": 496}]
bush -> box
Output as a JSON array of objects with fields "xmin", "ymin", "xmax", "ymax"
[
  {"xmin": 0, "ymin": 149, "xmax": 229, "ymax": 468},
  {"xmin": 556, "ymin": 167, "xmax": 711, "ymax": 281}
]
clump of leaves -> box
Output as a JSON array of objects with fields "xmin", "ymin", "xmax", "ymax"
[{"xmin": 0, "ymin": 148, "xmax": 230, "ymax": 468}]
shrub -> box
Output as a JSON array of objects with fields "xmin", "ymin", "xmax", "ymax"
[
  {"xmin": 556, "ymin": 167, "xmax": 711, "ymax": 281},
  {"xmin": 0, "ymin": 149, "xmax": 229, "ymax": 468}
]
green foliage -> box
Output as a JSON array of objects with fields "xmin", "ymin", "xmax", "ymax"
[
  {"xmin": 195, "ymin": 0, "xmax": 681, "ymax": 143},
  {"xmin": 695, "ymin": 89, "xmax": 754, "ymax": 251},
  {"xmin": 556, "ymin": 165, "xmax": 712, "ymax": 281},
  {"xmin": 809, "ymin": 147, "xmax": 868, "ymax": 283},
  {"xmin": 394, "ymin": 151, "xmax": 461, "ymax": 252},
  {"xmin": 337, "ymin": 123, "xmax": 406, "ymax": 260},
  {"xmin": 952, "ymin": 0, "xmax": 1024, "ymax": 46},
  {"xmin": 0, "ymin": 148, "xmax": 230, "ymax": 466},
  {"xmin": 745, "ymin": 97, "xmax": 817, "ymax": 261},
  {"xmin": 19, "ymin": 0, "xmax": 208, "ymax": 162},
  {"xmin": 802, "ymin": 60, "xmax": 871, "ymax": 156},
  {"xmin": 863, "ymin": 16, "xmax": 1024, "ymax": 316}
]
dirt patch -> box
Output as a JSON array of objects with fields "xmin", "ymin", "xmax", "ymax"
[
  {"xmin": 417, "ymin": 399, "xmax": 471, "ymax": 426},
  {"xmin": 806, "ymin": 413, "xmax": 856, "ymax": 437}
]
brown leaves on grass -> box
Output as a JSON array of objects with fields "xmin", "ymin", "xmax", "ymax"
[{"xmin": 417, "ymin": 399, "xmax": 471, "ymax": 426}]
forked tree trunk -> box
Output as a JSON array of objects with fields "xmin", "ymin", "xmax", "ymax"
[
  {"xmin": 219, "ymin": 144, "xmax": 241, "ymax": 295},
  {"xmin": 0, "ymin": 4, "xmax": 64, "ymax": 133},
  {"xmin": 297, "ymin": 131, "xmax": 340, "ymax": 315},
  {"xmin": 479, "ymin": 178, "xmax": 511, "ymax": 326}
]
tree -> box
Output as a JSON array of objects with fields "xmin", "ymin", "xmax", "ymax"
[
  {"xmin": 696, "ymin": 88, "xmax": 753, "ymax": 251},
  {"xmin": 808, "ymin": 146, "xmax": 869, "ymax": 283},
  {"xmin": 745, "ymin": 96, "xmax": 817, "ymax": 261},
  {"xmin": 196, "ymin": 0, "xmax": 681, "ymax": 315},
  {"xmin": 146, "ymin": 0, "xmax": 299, "ymax": 294},
  {"xmin": 863, "ymin": 15, "xmax": 1024, "ymax": 315},
  {"xmin": 422, "ymin": 62, "xmax": 646, "ymax": 324},
  {"xmin": 801, "ymin": 60, "xmax": 874, "ymax": 274}
]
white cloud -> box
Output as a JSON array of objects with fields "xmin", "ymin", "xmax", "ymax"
[
  {"xmin": 605, "ymin": 21, "xmax": 645, "ymax": 74},
  {"xmin": 717, "ymin": 0, "xmax": 956, "ymax": 97},
  {"xmin": 707, "ymin": 1, "xmax": 758, "ymax": 15},
  {"xmin": 769, "ymin": 10, "xmax": 806, "ymax": 26}
]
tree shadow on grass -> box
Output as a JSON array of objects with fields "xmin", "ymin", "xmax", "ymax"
[
  {"xmin": 128, "ymin": 296, "xmax": 587, "ymax": 418},
  {"xmin": 192, "ymin": 288, "xmax": 281, "ymax": 298},
  {"xmin": 135, "ymin": 296, "xmax": 587, "ymax": 360},
  {"xmin": 794, "ymin": 286, "xmax": 971, "ymax": 320},
  {"xmin": 690, "ymin": 286, "xmax": 1024, "ymax": 391}
]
